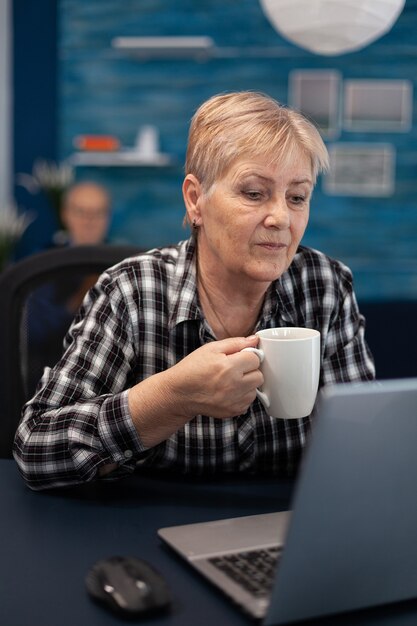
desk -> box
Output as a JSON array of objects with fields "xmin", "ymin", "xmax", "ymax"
[{"xmin": 1, "ymin": 459, "xmax": 417, "ymax": 626}]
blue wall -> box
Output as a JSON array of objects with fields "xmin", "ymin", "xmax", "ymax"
[
  {"xmin": 13, "ymin": 0, "xmax": 59, "ymax": 254},
  {"xmin": 15, "ymin": 0, "xmax": 417, "ymax": 300}
]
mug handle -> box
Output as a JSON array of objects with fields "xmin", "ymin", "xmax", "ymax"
[{"xmin": 241, "ymin": 347, "xmax": 270, "ymax": 410}]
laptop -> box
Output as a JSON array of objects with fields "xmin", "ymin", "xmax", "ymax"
[{"xmin": 158, "ymin": 378, "xmax": 417, "ymax": 624}]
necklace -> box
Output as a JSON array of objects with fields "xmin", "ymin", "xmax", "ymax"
[{"xmin": 198, "ymin": 270, "xmax": 256, "ymax": 339}]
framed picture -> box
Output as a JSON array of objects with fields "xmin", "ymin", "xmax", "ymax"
[
  {"xmin": 344, "ymin": 80, "xmax": 412, "ymax": 132},
  {"xmin": 289, "ymin": 69, "xmax": 341, "ymax": 139},
  {"xmin": 323, "ymin": 143, "xmax": 395, "ymax": 196}
]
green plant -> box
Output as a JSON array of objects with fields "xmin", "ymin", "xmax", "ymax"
[
  {"xmin": 0, "ymin": 205, "xmax": 33, "ymax": 270},
  {"xmin": 17, "ymin": 159, "xmax": 74, "ymax": 229}
]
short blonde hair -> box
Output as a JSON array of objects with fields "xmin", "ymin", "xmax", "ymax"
[{"xmin": 185, "ymin": 91, "xmax": 329, "ymax": 192}]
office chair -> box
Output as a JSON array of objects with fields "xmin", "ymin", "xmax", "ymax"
[
  {"xmin": 359, "ymin": 300, "xmax": 417, "ymax": 380},
  {"xmin": 0, "ymin": 244, "xmax": 142, "ymax": 458}
]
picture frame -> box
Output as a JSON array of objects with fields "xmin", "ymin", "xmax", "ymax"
[
  {"xmin": 289, "ymin": 69, "xmax": 341, "ymax": 139},
  {"xmin": 343, "ymin": 79, "xmax": 412, "ymax": 132},
  {"xmin": 323, "ymin": 143, "xmax": 395, "ymax": 196}
]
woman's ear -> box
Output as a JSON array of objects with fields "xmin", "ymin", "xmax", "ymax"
[{"xmin": 182, "ymin": 174, "xmax": 203, "ymax": 227}]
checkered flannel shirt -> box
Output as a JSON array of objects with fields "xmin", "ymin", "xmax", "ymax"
[{"xmin": 13, "ymin": 237, "xmax": 375, "ymax": 490}]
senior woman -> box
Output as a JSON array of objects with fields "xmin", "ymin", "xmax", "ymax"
[{"xmin": 14, "ymin": 91, "xmax": 375, "ymax": 490}]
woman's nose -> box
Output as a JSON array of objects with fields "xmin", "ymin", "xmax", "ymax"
[{"xmin": 263, "ymin": 197, "xmax": 291, "ymax": 229}]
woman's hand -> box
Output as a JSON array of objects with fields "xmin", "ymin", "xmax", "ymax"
[
  {"xmin": 128, "ymin": 335, "xmax": 263, "ymax": 448},
  {"xmin": 168, "ymin": 335, "xmax": 263, "ymax": 419}
]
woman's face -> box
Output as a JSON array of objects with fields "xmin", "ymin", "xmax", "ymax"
[{"xmin": 190, "ymin": 153, "xmax": 314, "ymax": 289}]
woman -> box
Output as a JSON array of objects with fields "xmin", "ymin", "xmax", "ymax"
[{"xmin": 14, "ymin": 92, "xmax": 375, "ymax": 490}]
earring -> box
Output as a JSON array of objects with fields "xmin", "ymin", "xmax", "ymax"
[{"xmin": 192, "ymin": 219, "xmax": 198, "ymax": 229}]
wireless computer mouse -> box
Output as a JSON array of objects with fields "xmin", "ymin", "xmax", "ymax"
[{"xmin": 86, "ymin": 555, "xmax": 172, "ymax": 617}]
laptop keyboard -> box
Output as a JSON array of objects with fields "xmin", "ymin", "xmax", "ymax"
[{"xmin": 208, "ymin": 546, "xmax": 282, "ymax": 598}]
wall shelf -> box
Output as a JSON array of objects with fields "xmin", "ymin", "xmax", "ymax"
[
  {"xmin": 112, "ymin": 36, "xmax": 215, "ymax": 59},
  {"xmin": 111, "ymin": 35, "xmax": 302, "ymax": 59},
  {"xmin": 68, "ymin": 150, "xmax": 173, "ymax": 167}
]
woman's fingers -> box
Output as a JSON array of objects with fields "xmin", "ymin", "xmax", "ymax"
[{"xmin": 170, "ymin": 338, "xmax": 263, "ymax": 419}]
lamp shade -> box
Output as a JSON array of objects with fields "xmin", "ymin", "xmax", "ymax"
[{"xmin": 259, "ymin": 0, "xmax": 405, "ymax": 55}]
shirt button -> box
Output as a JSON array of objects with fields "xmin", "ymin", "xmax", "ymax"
[{"xmin": 123, "ymin": 449, "xmax": 133, "ymax": 460}]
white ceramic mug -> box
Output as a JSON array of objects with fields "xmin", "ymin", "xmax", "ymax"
[{"xmin": 244, "ymin": 327, "xmax": 321, "ymax": 419}]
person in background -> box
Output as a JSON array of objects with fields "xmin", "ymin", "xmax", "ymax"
[
  {"xmin": 58, "ymin": 181, "xmax": 111, "ymax": 246},
  {"xmin": 14, "ymin": 91, "xmax": 375, "ymax": 491},
  {"xmin": 25, "ymin": 181, "xmax": 112, "ymax": 397},
  {"xmin": 54, "ymin": 180, "xmax": 112, "ymax": 309}
]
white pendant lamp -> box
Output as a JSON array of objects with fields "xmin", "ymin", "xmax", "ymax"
[{"xmin": 259, "ymin": 0, "xmax": 405, "ymax": 56}]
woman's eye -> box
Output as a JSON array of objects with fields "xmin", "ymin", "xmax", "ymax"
[
  {"xmin": 243, "ymin": 190, "xmax": 263, "ymax": 201},
  {"xmin": 289, "ymin": 195, "xmax": 306, "ymax": 206}
]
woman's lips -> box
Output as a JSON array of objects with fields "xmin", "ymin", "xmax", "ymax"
[{"xmin": 256, "ymin": 241, "xmax": 287, "ymax": 251}]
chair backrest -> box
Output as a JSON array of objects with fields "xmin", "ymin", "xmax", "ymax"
[
  {"xmin": 359, "ymin": 300, "xmax": 417, "ymax": 380},
  {"xmin": 0, "ymin": 244, "xmax": 142, "ymax": 458}
]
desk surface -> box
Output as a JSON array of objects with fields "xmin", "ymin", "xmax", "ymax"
[{"xmin": 1, "ymin": 459, "xmax": 417, "ymax": 626}]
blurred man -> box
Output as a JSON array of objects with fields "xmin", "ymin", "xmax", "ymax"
[
  {"xmin": 60, "ymin": 181, "xmax": 111, "ymax": 245},
  {"xmin": 26, "ymin": 182, "xmax": 112, "ymax": 396}
]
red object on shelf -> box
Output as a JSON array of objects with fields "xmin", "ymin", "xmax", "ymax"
[{"xmin": 73, "ymin": 135, "xmax": 121, "ymax": 151}]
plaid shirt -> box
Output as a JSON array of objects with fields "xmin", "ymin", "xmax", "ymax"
[{"xmin": 14, "ymin": 238, "xmax": 375, "ymax": 490}]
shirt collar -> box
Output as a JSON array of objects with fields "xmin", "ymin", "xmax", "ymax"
[
  {"xmin": 256, "ymin": 249, "xmax": 305, "ymax": 329},
  {"xmin": 168, "ymin": 236, "xmax": 201, "ymax": 330},
  {"xmin": 274, "ymin": 247, "xmax": 307, "ymax": 326}
]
